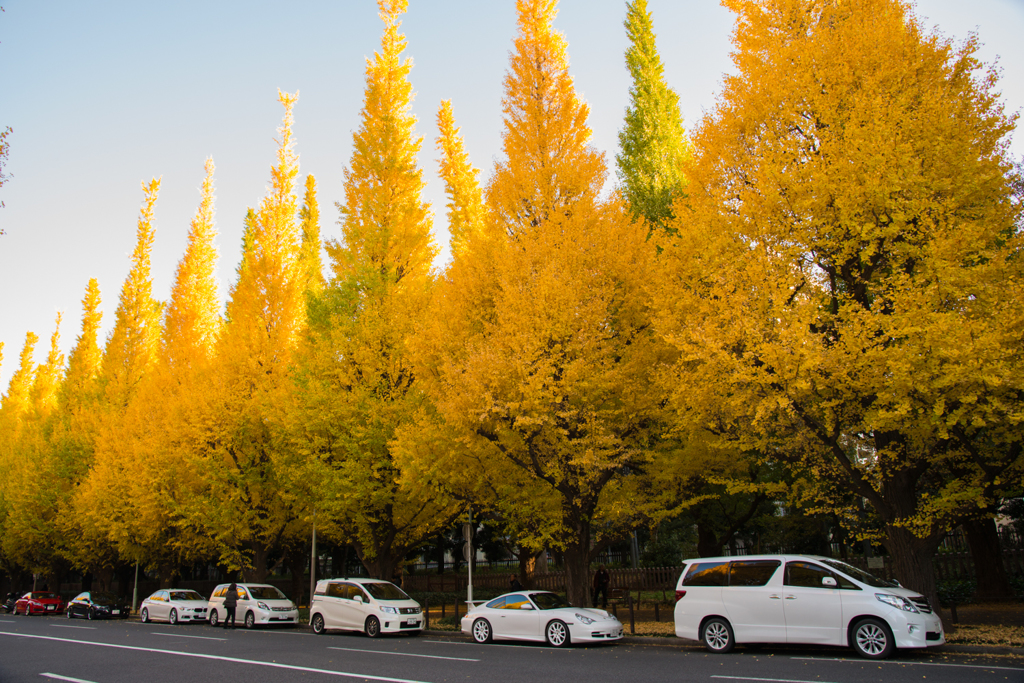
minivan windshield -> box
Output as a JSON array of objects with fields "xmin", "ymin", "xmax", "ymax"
[
  {"xmin": 247, "ymin": 586, "xmax": 287, "ymax": 600},
  {"xmin": 362, "ymin": 582, "xmax": 410, "ymax": 601},
  {"xmin": 821, "ymin": 559, "xmax": 898, "ymax": 588}
]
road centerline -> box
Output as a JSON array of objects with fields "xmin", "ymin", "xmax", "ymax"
[
  {"xmin": 0, "ymin": 631, "xmax": 433, "ymax": 683},
  {"xmin": 328, "ymin": 646, "xmax": 479, "ymax": 662},
  {"xmin": 421, "ymin": 639, "xmax": 564, "ymax": 651},
  {"xmin": 40, "ymin": 674, "xmax": 98, "ymax": 683},
  {"xmin": 50, "ymin": 625, "xmax": 96, "ymax": 630},
  {"xmin": 711, "ymin": 677, "xmax": 840, "ymax": 683}
]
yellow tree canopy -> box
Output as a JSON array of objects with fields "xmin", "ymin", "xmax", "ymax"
[{"xmin": 436, "ymin": 100, "xmax": 485, "ymax": 260}]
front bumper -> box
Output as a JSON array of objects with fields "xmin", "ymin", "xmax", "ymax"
[
  {"xmin": 381, "ymin": 614, "xmax": 423, "ymax": 633},
  {"xmin": 254, "ymin": 609, "xmax": 299, "ymax": 625},
  {"xmin": 889, "ymin": 610, "xmax": 945, "ymax": 649},
  {"xmin": 568, "ymin": 620, "xmax": 624, "ymax": 643},
  {"xmin": 176, "ymin": 609, "xmax": 208, "ymax": 621}
]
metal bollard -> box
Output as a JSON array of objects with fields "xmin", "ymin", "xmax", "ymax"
[
  {"xmin": 628, "ymin": 595, "xmax": 635, "ymax": 635},
  {"xmin": 655, "ymin": 603, "xmax": 660, "ymax": 622}
]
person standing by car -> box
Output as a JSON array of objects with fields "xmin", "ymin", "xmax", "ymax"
[
  {"xmin": 509, "ymin": 574, "xmax": 524, "ymax": 591},
  {"xmin": 224, "ymin": 582, "xmax": 238, "ymax": 629},
  {"xmin": 592, "ymin": 564, "xmax": 610, "ymax": 608}
]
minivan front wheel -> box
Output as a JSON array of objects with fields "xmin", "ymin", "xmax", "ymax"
[
  {"xmin": 851, "ymin": 618, "xmax": 894, "ymax": 660},
  {"xmin": 701, "ymin": 617, "xmax": 735, "ymax": 653},
  {"xmin": 244, "ymin": 611, "xmax": 256, "ymax": 629},
  {"xmin": 365, "ymin": 616, "xmax": 381, "ymax": 638},
  {"xmin": 209, "ymin": 609, "xmax": 219, "ymax": 627}
]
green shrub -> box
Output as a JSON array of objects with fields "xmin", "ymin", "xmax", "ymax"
[{"xmin": 936, "ymin": 579, "xmax": 976, "ymax": 607}]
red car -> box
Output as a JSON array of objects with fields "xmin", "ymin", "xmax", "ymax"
[{"xmin": 13, "ymin": 591, "xmax": 65, "ymax": 615}]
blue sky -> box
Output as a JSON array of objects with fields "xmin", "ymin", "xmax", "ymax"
[{"xmin": 2, "ymin": 0, "xmax": 1023, "ymax": 390}]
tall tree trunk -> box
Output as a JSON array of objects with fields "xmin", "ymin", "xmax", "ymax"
[
  {"xmin": 562, "ymin": 510, "xmax": 592, "ymax": 607},
  {"xmin": 696, "ymin": 521, "xmax": 722, "ymax": 558},
  {"xmin": 963, "ymin": 518, "xmax": 1013, "ymax": 601},
  {"xmin": 884, "ymin": 526, "xmax": 942, "ymax": 619}
]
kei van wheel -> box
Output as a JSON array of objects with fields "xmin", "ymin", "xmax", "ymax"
[
  {"xmin": 545, "ymin": 619, "xmax": 570, "ymax": 647},
  {"xmin": 365, "ymin": 616, "xmax": 381, "ymax": 638},
  {"xmin": 472, "ymin": 618, "xmax": 493, "ymax": 644},
  {"xmin": 851, "ymin": 618, "xmax": 894, "ymax": 660},
  {"xmin": 140, "ymin": 607, "xmax": 150, "ymax": 623},
  {"xmin": 209, "ymin": 609, "xmax": 219, "ymax": 627},
  {"xmin": 701, "ymin": 617, "xmax": 735, "ymax": 653},
  {"xmin": 244, "ymin": 611, "xmax": 256, "ymax": 629},
  {"xmin": 311, "ymin": 613, "xmax": 325, "ymax": 635}
]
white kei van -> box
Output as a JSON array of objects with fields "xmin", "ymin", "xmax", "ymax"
[
  {"xmin": 674, "ymin": 554, "xmax": 944, "ymax": 659},
  {"xmin": 309, "ymin": 578, "xmax": 422, "ymax": 637}
]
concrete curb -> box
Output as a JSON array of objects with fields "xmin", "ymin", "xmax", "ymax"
[{"xmin": 418, "ymin": 629, "xmax": 1023, "ymax": 655}]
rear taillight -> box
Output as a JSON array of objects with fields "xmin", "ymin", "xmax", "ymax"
[{"xmin": 675, "ymin": 590, "xmax": 686, "ymax": 602}]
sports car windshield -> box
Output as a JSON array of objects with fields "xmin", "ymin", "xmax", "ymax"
[
  {"xmin": 821, "ymin": 559, "xmax": 898, "ymax": 588},
  {"xmin": 169, "ymin": 591, "xmax": 204, "ymax": 601},
  {"xmin": 30, "ymin": 592, "xmax": 59, "ymax": 599},
  {"xmin": 247, "ymin": 586, "xmax": 287, "ymax": 600},
  {"xmin": 363, "ymin": 582, "xmax": 410, "ymax": 601},
  {"xmin": 530, "ymin": 592, "xmax": 571, "ymax": 610}
]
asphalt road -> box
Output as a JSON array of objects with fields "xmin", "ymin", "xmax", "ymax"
[{"xmin": 0, "ymin": 614, "xmax": 1021, "ymax": 683}]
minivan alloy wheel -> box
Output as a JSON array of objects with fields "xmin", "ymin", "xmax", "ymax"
[
  {"xmin": 365, "ymin": 616, "xmax": 381, "ymax": 638},
  {"xmin": 312, "ymin": 614, "xmax": 325, "ymax": 634},
  {"xmin": 852, "ymin": 618, "xmax": 894, "ymax": 659},
  {"xmin": 245, "ymin": 611, "xmax": 255, "ymax": 629},
  {"xmin": 701, "ymin": 617, "xmax": 735, "ymax": 653}
]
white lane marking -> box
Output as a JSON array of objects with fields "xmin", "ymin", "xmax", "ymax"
[
  {"xmin": 790, "ymin": 656, "xmax": 1024, "ymax": 672},
  {"xmin": 152, "ymin": 632, "xmax": 226, "ymax": 641},
  {"xmin": 422, "ymin": 639, "xmax": 564, "ymax": 651},
  {"xmin": 50, "ymin": 625, "xmax": 96, "ymax": 630},
  {"xmin": 712, "ymin": 677, "xmax": 838, "ymax": 683},
  {"xmin": 41, "ymin": 675, "xmax": 98, "ymax": 683},
  {"xmin": 328, "ymin": 646, "xmax": 478, "ymax": 662},
  {"xmin": 0, "ymin": 631, "xmax": 431, "ymax": 683}
]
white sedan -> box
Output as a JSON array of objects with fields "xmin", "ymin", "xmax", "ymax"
[
  {"xmin": 460, "ymin": 591, "xmax": 623, "ymax": 647},
  {"xmin": 140, "ymin": 590, "xmax": 209, "ymax": 624}
]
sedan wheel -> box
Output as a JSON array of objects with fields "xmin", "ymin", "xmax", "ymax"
[
  {"xmin": 87, "ymin": 608, "xmax": 94, "ymax": 621},
  {"xmin": 472, "ymin": 618, "xmax": 492, "ymax": 644},
  {"xmin": 545, "ymin": 620, "xmax": 570, "ymax": 648},
  {"xmin": 169, "ymin": 608, "xmax": 178, "ymax": 625},
  {"xmin": 701, "ymin": 617, "xmax": 735, "ymax": 654},
  {"xmin": 141, "ymin": 607, "xmax": 150, "ymax": 623},
  {"xmin": 311, "ymin": 613, "xmax": 325, "ymax": 635},
  {"xmin": 852, "ymin": 618, "xmax": 894, "ymax": 660},
  {"xmin": 66, "ymin": 608, "xmax": 73, "ymax": 619},
  {"xmin": 365, "ymin": 616, "xmax": 381, "ymax": 638},
  {"xmin": 209, "ymin": 609, "xmax": 219, "ymax": 627},
  {"xmin": 244, "ymin": 611, "xmax": 255, "ymax": 629}
]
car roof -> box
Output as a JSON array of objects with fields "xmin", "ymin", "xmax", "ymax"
[
  {"xmin": 321, "ymin": 577, "xmax": 393, "ymax": 585},
  {"xmin": 682, "ymin": 553, "xmax": 833, "ymax": 563}
]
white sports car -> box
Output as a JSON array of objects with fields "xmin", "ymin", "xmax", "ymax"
[
  {"xmin": 460, "ymin": 591, "xmax": 623, "ymax": 647},
  {"xmin": 140, "ymin": 589, "xmax": 209, "ymax": 624}
]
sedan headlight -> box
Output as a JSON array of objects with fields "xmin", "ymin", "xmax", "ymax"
[
  {"xmin": 380, "ymin": 606, "xmax": 398, "ymax": 614},
  {"xmin": 257, "ymin": 602, "xmax": 270, "ymax": 610},
  {"xmin": 575, "ymin": 613, "xmax": 595, "ymax": 625},
  {"xmin": 875, "ymin": 593, "xmax": 919, "ymax": 613}
]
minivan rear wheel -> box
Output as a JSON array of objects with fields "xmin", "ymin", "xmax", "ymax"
[
  {"xmin": 312, "ymin": 613, "xmax": 325, "ymax": 634},
  {"xmin": 701, "ymin": 617, "xmax": 735, "ymax": 653},
  {"xmin": 851, "ymin": 618, "xmax": 894, "ymax": 659}
]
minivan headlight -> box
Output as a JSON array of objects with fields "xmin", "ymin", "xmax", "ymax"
[
  {"xmin": 257, "ymin": 602, "xmax": 270, "ymax": 611},
  {"xmin": 380, "ymin": 605, "xmax": 398, "ymax": 614},
  {"xmin": 875, "ymin": 593, "xmax": 919, "ymax": 613}
]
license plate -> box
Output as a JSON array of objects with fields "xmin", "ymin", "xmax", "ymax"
[
  {"xmin": 111, "ymin": 610, "xmax": 120, "ymax": 615},
  {"xmin": 46, "ymin": 605, "xmax": 55, "ymax": 611}
]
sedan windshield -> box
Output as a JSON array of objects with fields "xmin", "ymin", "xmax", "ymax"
[
  {"xmin": 169, "ymin": 591, "xmax": 205, "ymax": 602},
  {"xmin": 362, "ymin": 582, "xmax": 410, "ymax": 601},
  {"xmin": 90, "ymin": 592, "xmax": 120, "ymax": 605},
  {"xmin": 821, "ymin": 559, "xmax": 898, "ymax": 588},
  {"xmin": 530, "ymin": 593, "xmax": 571, "ymax": 610},
  {"xmin": 247, "ymin": 586, "xmax": 287, "ymax": 600}
]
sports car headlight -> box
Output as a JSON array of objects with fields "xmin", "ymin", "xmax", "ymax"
[
  {"xmin": 257, "ymin": 602, "xmax": 270, "ymax": 610},
  {"xmin": 380, "ymin": 606, "xmax": 398, "ymax": 614},
  {"xmin": 575, "ymin": 613, "xmax": 595, "ymax": 625},
  {"xmin": 875, "ymin": 593, "xmax": 919, "ymax": 613}
]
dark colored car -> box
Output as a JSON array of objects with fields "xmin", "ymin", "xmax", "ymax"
[
  {"xmin": 13, "ymin": 591, "xmax": 65, "ymax": 615},
  {"xmin": 66, "ymin": 591, "xmax": 131, "ymax": 620}
]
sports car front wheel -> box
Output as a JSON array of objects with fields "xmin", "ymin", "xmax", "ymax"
[{"xmin": 545, "ymin": 620, "xmax": 570, "ymax": 648}]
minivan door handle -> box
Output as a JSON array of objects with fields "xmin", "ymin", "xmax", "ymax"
[
  {"xmin": 769, "ymin": 594, "xmax": 781, "ymax": 599},
  {"xmin": 785, "ymin": 595, "xmax": 797, "ymax": 600}
]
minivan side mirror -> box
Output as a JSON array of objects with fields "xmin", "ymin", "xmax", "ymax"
[
  {"xmin": 354, "ymin": 595, "xmax": 363, "ymax": 603},
  {"xmin": 821, "ymin": 577, "xmax": 837, "ymax": 588}
]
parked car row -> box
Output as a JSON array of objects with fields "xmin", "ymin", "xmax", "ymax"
[{"xmin": 2, "ymin": 555, "xmax": 947, "ymax": 660}]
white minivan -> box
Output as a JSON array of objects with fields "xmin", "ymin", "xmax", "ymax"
[
  {"xmin": 207, "ymin": 583, "xmax": 299, "ymax": 628},
  {"xmin": 674, "ymin": 554, "xmax": 945, "ymax": 659},
  {"xmin": 309, "ymin": 578, "xmax": 422, "ymax": 637}
]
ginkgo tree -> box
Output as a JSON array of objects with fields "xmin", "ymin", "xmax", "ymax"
[
  {"xmin": 413, "ymin": 0, "xmax": 668, "ymax": 608},
  {"xmin": 655, "ymin": 0, "xmax": 1024, "ymax": 609},
  {"xmin": 294, "ymin": 0, "xmax": 457, "ymax": 580}
]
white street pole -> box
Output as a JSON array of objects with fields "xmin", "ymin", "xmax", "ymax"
[
  {"xmin": 309, "ymin": 510, "xmax": 317, "ymax": 607},
  {"xmin": 132, "ymin": 562, "xmax": 139, "ymax": 614},
  {"xmin": 466, "ymin": 508, "xmax": 473, "ymax": 604}
]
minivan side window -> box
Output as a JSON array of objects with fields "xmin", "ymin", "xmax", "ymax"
[
  {"xmin": 683, "ymin": 562, "xmax": 728, "ymax": 586},
  {"xmin": 786, "ymin": 561, "xmax": 855, "ymax": 589},
  {"xmin": 327, "ymin": 583, "xmax": 346, "ymax": 598},
  {"xmin": 729, "ymin": 560, "xmax": 781, "ymax": 586}
]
